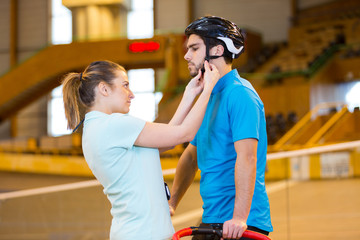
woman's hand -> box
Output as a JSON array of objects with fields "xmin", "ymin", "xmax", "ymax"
[
  {"xmin": 183, "ymin": 61, "xmax": 220, "ymax": 99},
  {"xmin": 184, "ymin": 69, "xmax": 204, "ymax": 100},
  {"xmin": 202, "ymin": 61, "xmax": 220, "ymax": 94}
]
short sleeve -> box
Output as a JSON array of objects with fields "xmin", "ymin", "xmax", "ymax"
[
  {"xmin": 228, "ymin": 87, "xmax": 261, "ymax": 142},
  {"xmin": 190, "ymin": 133, "xmax": 197, "ymax": 147},
  {"xmin": 107, "ymin": 113, "xmax": 146, "ymax": 149}
]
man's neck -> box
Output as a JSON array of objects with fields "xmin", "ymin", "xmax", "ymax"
[
  {"xmin": 211, "ymin": 58, "xmax": 233, "ymax": 78},
  {"xmin": 218, "ymin": 63, "xmax": 233, "ymax": 79}
]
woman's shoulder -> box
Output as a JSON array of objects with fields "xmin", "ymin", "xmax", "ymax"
[
  {"xmin": 108, "ymin": 113, "xmax": 146, "ymax": 130},
  {"xmin": 109, "ymin": 113, "xmax": 144, "ymax": 122}
]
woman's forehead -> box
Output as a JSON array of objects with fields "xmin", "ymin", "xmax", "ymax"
[{"xmin": 116, "ymin": 70, "xmax": 128, "ymax": 81}]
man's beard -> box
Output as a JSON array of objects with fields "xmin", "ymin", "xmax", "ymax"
[{"xmin": 189, "ymin": 61, "xmax": 204, "ymax": 77}]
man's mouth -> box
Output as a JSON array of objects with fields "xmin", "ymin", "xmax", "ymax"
[{"xmin": 188, "ymin": 62, "xmax": 197, "ymax": 70}]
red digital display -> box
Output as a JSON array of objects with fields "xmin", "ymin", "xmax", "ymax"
[{"xmin": 128, "ymin": 41, "xmax": 160, "ymax": 53}]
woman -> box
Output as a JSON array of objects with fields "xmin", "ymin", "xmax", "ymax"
[{"xmin": 62, "ymin": 60, "xmax": 219, "ymax": 240}]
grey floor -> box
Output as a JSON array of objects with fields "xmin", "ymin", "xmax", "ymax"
[{"xmin": 0, "ymin": 171, "xmax": 359, "ymax": 240}]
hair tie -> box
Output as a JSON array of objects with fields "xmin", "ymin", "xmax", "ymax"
[
  {"xmin": 73, "ymin": 119, "xmax": 85, "ymax": 133},
  {"xmin": 79, "ymin": 72, "xmax": 83, "ymax": 81}
]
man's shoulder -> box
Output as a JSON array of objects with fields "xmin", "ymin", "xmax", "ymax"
[
  {"xmin": 223, "ymin": 82, "xmax": 264, "ymax": 111},
  {"xmin": 226, "ymin": 76, "xmax": 261, "ymax": 99},
  {"xmin": 224, "ymin": 81, "xmax": 256, "ymax": 99}
]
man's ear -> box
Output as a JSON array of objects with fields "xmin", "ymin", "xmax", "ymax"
[
  {"xmin": 98, "ymin": 82, "xmax": 110, "ymax": 96},
  {"xmin": 210, "ymin": 45, "xmax": 225, "ymax": 57}
]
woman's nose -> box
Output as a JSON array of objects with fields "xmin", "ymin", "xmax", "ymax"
[{"xmin": 129, "ymin": 90, "xmax": 135, "ymax": 99}]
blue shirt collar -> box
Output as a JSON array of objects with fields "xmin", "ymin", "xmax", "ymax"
[{"xmin": 211, "ymin": 69, "xmax": 239, "ymax": 94}]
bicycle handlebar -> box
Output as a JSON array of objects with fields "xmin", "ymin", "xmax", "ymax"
[{"xmin": 172, "ymin": 226, "xmax": 271, "ymax": 240}]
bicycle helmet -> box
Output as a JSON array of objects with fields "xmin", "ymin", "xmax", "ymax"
[{"xmin": 185, "ymin": 16, "xmax": 245, "ymax": 60}]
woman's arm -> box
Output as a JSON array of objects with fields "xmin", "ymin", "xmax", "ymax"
[
  {"xmin": 168, "ymin": 69, "xmax": 204, "ymax": 126},
  {"xmin": 158, "ymin": 70, "xmax": 204, "ymax": 152},
  {"xmin": 135, "ymin": 61, "xmax": 219, "ymax": 149}
]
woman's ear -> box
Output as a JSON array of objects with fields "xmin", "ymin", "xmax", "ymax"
[{"xmin": 98, "ymin": 82, "xmax": 110, "ymax": 96}]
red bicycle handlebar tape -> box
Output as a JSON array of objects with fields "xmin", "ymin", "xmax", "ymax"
[
  {"xmin": 172, "ymin": 227, "xmax": 193, "ymax": 240},
  {"xmin": 242, "ymin": 230, "xmax": 272, "ymax": 240},
  {"xmin": 172, "ymin": 228, "xmax": 272, "ymax": 240}
]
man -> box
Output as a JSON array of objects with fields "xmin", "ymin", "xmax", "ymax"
[{"xmin": 169, "ymin": 16, "xmax": 273, "ymax": 239}]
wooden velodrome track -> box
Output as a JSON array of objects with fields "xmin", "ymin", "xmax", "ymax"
[{"xmin": 0, "ymin": 171, "xmax": 359, "ymax": 240}]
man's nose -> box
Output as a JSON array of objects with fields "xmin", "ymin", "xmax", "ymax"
[{"xmin": 184, "ymin": 50, "xmax": 191, "ymax": 61}]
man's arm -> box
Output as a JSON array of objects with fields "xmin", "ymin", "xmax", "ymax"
[
  {"xmin": 222, "ymin": 138, "xmax": 257, "ymax": 239},
  {"xmin": 168, "ymin": 143, "xmax": 198, "ymax": 215}
]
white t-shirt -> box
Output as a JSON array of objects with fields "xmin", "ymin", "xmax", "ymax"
[{"xmin": 82, "ymin": 111, "xmax": 174, "ymax": 240}]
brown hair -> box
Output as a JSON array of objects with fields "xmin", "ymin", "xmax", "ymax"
[{"xmin": 62, "ymin": 60, "xmax": 125, "ymax": 130}]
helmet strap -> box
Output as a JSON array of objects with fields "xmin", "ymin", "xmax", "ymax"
[
  {"xmin": 205, "ymin": 38, "xmax": 211, "ymax": 62},
  {"xmin": 201, "ymin": 38, "xmax": 210, "ymax": 73},
  {"xmin": 202, "ymin": 38, "xmax": 222, "ymax": 73}
]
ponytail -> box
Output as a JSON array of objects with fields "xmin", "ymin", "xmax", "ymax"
[{"xmin": 62, "ymin": 72, "xmax": 83, "ymax": 130}]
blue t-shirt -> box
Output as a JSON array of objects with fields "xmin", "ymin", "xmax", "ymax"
[
  {"xmin": 191, "ymin": 69, "xmax": 273, "ymax": 232},
  {"xmin": 82, "ymin": 111, "xmax": 174, "ymax": 240}
]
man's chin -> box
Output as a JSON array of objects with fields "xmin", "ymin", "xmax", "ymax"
[{"xmin": 189, "ymin": 70, "xmax": 199, "ymax": 77}]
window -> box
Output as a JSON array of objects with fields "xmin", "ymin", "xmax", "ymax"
[
  {"xmin": 48, "ymin": 0, "xmax": 72, "ymax": 136},
  {"xmin": 346, "ymin": 81, "xmax": 360, "ymax": 111},
  {"xmin": 51, "ymin": 0, "xmax": 72, "ymax": 44},
  {"xmin": 48, "ymin": 86, "xmax": 71, "ymax": 136},
  {"xmin": 127, "ymin": 0, "xmax": 153, "ymax": 39},
  {"xmin": 128, "ymin": 69, "xmax": 163, "ymax": 121}
]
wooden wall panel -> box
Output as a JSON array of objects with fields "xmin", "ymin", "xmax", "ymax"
[
  {"xmin": 257, "ymin": 82, "xmax": 310, "ymax": 118},
  {"xmin": 193, "ymin": 0, "xmax": 291, "ymax": 43},
  {"xmin": 154, "ymin": 0, "xmax": 188, "ymax": 34},
  {"xmin": 298, "ymin": 0, "xmax": 333, "ymax": 9},
  {"xmin": 0, "ymin": 0, "xmax": 10, "ymax": 74},
  {"xmin": 17, "ymin": 0, "xmax": 49, "ymax": 58}
]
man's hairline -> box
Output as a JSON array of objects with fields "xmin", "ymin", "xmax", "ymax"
[{"xmin": 186, "ymin": 33, "xmax": 224, "ymax": 51}]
